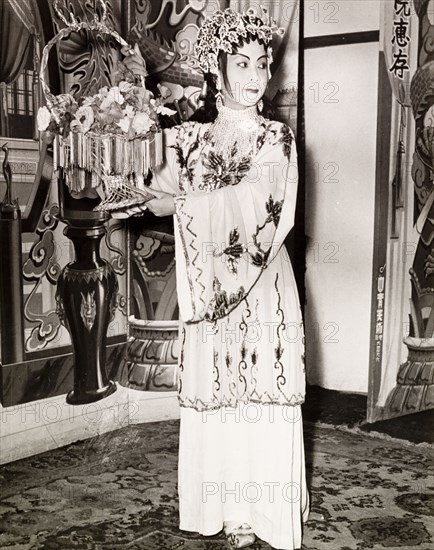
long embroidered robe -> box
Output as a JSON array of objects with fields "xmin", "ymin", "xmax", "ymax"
[
  {"xmin": 151, "ymin": 118, "xmax": 309, "ymax": 549},
  {"xmin": 151, "ymin": 118, "xmax": 306, "ymax": 411}
]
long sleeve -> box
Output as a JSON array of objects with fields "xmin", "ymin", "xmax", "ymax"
[
  {"xmin": 174, "ymin": 122, "xmax": 298, "ymax": 323},
  {"xmin": 150, "ymin": 122, "xmax": 204, "ymax": 195},
  {"xmin": 149, "ymin": 126, "xmax": 182, "ymax": 195}
]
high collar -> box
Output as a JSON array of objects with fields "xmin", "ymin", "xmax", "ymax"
[{"xmin": 215, "ymin": 103, "xmax": 262, "ymax": 125}]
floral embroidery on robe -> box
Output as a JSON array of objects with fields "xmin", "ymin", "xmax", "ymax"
[{"xmin": 151, "ymin": 119, "xmax": 305, "ymax": 411}]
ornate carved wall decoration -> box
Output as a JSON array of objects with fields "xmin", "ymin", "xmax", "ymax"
[
  {"xmin": 128, "ymin": 0, "xmax": 208, "ymax": 88},
  {"xmin": 130, "ymin": 226, "xmax": 177, "ymax": 321},
  {"xmin": 104, "ymin": 219, "xmax": 128, "ymax": 318},
  {"xmin": 117, "ymin": 319, "xmax": 179, "ymax": 392},
  {"xmin": 411, "ymin": 65, "xmax": 434, "ymax": 209},
  {"xmin": 118, "ymin": 221, "xmax": 178, "ymax": 392},
  {"xmin": 385, "ymin": 0, "xmax": 434, "ymax": 415},
  {"xmin": 20, "ymin": 1, "xmax": 129, "ymax": 357},
  {"xmin": 105, "ymin": 220, "xmax": 126, "ymax": 275},
  {"xmin": 1, "ymin": 1, "xmax": 129, "ymax": 405},
  {"xmin": 22, "ymin": 204, "xmax": 64, "ymax": 351},
  {"xmin": 51, "ymin": 0, "xmax": 120, "ymax": 96}
]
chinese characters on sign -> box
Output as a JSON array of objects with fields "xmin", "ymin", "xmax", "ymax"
[
  {"xmin": 389, "ymin": 0, "xmax": 411, "ymax": 78},
  {"xmin": 375, "ymin": 270, "xmax": 386, "ymax": 364}
]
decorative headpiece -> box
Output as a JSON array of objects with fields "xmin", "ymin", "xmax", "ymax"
[{"xmin": 195, "ymin": 6, "xmax": 284, "ymax": 77}]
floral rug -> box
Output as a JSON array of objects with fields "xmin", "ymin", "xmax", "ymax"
[{"xmin": 0, "ymin": 420, "xmax": 432, "ymax": 550}]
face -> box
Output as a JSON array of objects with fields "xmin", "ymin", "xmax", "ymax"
[{"xmin": 220, "ymin": 40, "xmax": 269, "ymax": 110}]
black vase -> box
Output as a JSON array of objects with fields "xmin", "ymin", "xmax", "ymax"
[{"xmin": 56, "ymin": 215, "xmax": 118, "ymax": 404}]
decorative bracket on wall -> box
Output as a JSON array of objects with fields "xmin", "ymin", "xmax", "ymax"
[{"xmin": 391, "ymin": 98, "xmax": 408, "ymax": 239}]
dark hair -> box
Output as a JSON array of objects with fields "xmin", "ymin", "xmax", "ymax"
[{"xmin": 189, "ymin": 32, "xmax": 274, "ymax": 123}]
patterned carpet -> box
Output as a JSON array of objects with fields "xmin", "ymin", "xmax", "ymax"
[{"xmin": 0, "ymin": 419, "xmax": 432, "ymax": 550}]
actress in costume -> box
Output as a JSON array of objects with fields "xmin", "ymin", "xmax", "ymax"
[{"xmin": 124, "ymin": 7, "xmax": 309, "ymax": 549}]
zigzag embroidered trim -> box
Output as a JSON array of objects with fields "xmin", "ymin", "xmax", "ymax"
[
  {"xmin": 174, "ymin": 197, "xmax": 197, "ymax": 319},
  {"xmin": 177, "ymin": 394, "xmax": 306, "ymax": 412}
]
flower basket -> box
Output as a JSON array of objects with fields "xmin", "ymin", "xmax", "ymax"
[{"xmin": 37, "ymin": 0, "xmax": 169, "ymax": 211}]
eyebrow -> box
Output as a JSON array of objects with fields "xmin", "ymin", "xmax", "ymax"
[{"xmin": 233, "ymin": 53, "xmax": 268, "ymax": 61}]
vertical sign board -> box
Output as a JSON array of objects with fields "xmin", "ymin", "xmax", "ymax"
[
  {"xmin": 368, "ymin": 0, "xmax": 413, "ymax": 422},
  {"xmin": 367, "ymin": 52, "xmax": 392, "ymax": 422}
]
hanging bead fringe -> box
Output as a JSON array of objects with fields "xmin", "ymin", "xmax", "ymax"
[{"xmin": 54, "ymin": 132, "xmax": 163, "ymax": 207}]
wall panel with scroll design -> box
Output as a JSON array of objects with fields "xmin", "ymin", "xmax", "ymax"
[{"xmin": 0, "ymin": 0, "xmax": 127, "ymax": 407}]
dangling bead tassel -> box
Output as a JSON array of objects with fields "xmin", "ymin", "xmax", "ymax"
[
  {"xmin": 216, "ymin": 92, "xmax": 224, "ymax": 112},
  {"xmin": 215, "ymin": 72, "xmax": 224, "ymax": 112},
  {"xmin": 215, "ymin": 72, "xmax": 222, "ymax": 92},
  {"xmin": 257, "ymin": 99, "xmax": 263, "ymax": 113}
]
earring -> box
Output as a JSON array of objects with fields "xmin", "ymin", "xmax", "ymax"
[
  {"xmin": 216, "ymin": 92, "xmax": 224, "ymax": 112},
  {"xmin": 215, "ymin": 72, "xmax": 224, "ymax": 111},
  {"xmin": 257, "ymin": 99, "xmax": 263, "ymax": 112},
  {"xmin": 215, "ymin": 73, "xmax": 222, "ymax": 93}
]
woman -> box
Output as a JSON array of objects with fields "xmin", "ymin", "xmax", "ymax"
[{"xmin": 124, "ymin": 7, "xmax": 309, "ymax": 549}]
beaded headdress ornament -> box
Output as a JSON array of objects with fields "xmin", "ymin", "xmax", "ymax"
[{"xmin": 195, "ymin": 6, "xmax": 285, "ymax": 80}]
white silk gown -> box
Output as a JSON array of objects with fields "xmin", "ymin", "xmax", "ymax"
[{"xmin": 151, "ymin": 117, "xmax": 309, "ymax": 549}]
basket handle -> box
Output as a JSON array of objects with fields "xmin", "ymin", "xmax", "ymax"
[
  {"xmin": 53, "ymin": 0, "xmax": 108, "ymax": 27},
  {"xmin": 40, "ymin": 6, "xmax": 145, "ymax": 109}
]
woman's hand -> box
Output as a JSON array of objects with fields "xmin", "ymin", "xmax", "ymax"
[
  {"xmin": 146, "ymin": 188, "xmax": 176, "ymax": 217},
  {"xmin": 120, "ymin": 43, "xmax": 147, "ymax": 78},
  {"xmin": 110, "ymin": 190, "xmax": 175, "ymax": 219}
]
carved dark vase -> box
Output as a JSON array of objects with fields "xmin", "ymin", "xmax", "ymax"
[
  {"xmin": 56, "ymin": 171, "xmax": 117, "ymax": 404},
  {"xmin": 56, "ymin": 219, "xmax": 118, "ymax": 404}
]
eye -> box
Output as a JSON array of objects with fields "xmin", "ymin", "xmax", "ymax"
[
  {"xmin": 258, "ymin": 62, "xmax": 267, "ymax": 70},
  {"xmin": 238, "ymin": 61, "xmax": 248, "ymax": 68}
]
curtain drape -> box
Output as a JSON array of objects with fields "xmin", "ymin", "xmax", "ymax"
[{"xmin": 0, "ymin": 0, "xmax": 34, "ymax": 85}]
